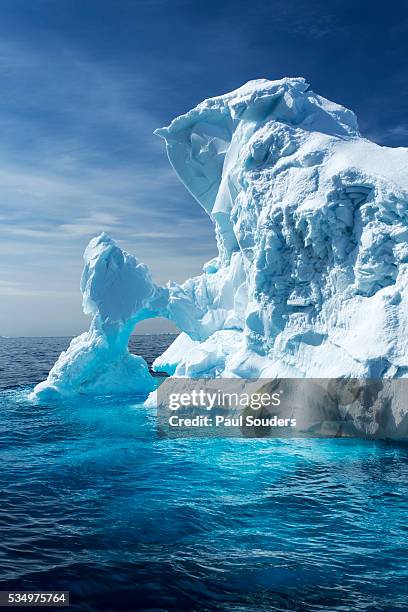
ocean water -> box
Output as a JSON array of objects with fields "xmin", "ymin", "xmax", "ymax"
[{"xmin": 0, "ymin": 336, "xmax": 407, "ymax": 611}]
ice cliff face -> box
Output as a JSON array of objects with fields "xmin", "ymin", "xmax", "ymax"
[
  {"xmin": 155, "ymin": 77, "xmax": 408, "ymax": 380},
  {"xmin": 33, "ymin": 77, "xmax": 408, "ymax": 403}
]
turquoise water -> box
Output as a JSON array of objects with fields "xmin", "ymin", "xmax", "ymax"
[{"xmin": 0, "ymin": 337, "xmax": 407, "ymax": 611}]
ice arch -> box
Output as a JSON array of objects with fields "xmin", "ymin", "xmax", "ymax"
[{"xmin": 32, "ymin": 228, "xmax": 246, "ymax": 400}]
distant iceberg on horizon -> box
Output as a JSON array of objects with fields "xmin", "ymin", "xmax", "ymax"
[{"xmin": 32, "ymin": 77, "xmax": 408, "ymax": 432}]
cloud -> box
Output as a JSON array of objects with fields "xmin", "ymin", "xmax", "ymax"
[
  {"xmin": 361, "ymin": 121, "xmax": 408, "ymax": 147},
  {"xmin": 0, "ymin": 280, "xmax": 76, "ymax": 298},
  {"xmin": 384, "ymin": 124, "xmax": 408, "ymax": 139},
  {"xmin": 0, "ymin": 38, "xmax": 216, "ymax": 335}
]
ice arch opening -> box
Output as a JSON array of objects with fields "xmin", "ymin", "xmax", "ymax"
[
  {"xmin": 130, "ymin": 317, "xmax": 180, "ymax": 336},
  {"xmin": 128, "ymin": 318, "xmax": 181, "ymax": 377}
]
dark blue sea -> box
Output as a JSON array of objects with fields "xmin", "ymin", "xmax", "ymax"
[{"xmin": 0, "ymin": 336, "xmax": 407, "ymax": 611}]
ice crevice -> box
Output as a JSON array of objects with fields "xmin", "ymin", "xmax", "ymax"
[{"xmin": 32, "ymin": 77, "xmax": 408, "ymax": 436}]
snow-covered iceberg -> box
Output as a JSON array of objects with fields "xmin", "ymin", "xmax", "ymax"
[{"xmin": 33, "ymin": 77, "xmax": 408, "ymax": 409}]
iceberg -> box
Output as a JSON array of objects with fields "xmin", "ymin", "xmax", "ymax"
[{"xmin": 33, "ymin": 78, "xmax": 408, "ymax": 417}]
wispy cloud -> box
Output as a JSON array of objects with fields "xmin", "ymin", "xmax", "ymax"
[
  {"xmin": 0, "ymin": 279, "xmax": 76, "ymax": 298},
  {"xmin": 383, "ymin": 124, "xmax": 408, "ymax": 139},
  {"xmin": 0, "ymin": 38, "xmax": 215, "ymax": 335}
]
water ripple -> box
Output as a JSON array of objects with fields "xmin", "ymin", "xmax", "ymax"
[{"xmin": 0, "ymin": 337, "xmax": 407, "ymax": 610}]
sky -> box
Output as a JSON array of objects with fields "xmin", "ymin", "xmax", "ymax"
[{"xmin": 0, "ymin": 0, "xmax": 407, "ymax": 336}]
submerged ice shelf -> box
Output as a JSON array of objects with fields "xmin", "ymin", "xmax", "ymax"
[{"xmin": 33, "ymin": 77, "xmax": 408, "ymax": 434}]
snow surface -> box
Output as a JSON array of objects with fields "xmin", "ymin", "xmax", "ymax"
[{"xmin": 32, "ymin": 77, "xmax": 408, "ymax": 434}]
